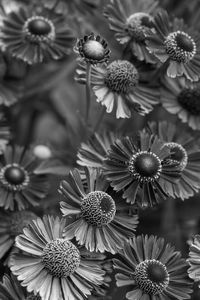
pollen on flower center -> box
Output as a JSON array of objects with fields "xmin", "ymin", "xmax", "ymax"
[
  {"xmin": 105, "ymin": 60, "xmax": 139, "ymax": 94},
  {"xmin": 81, "ymin": 191, "xmax": 116, "ymax": 227},
  {"xmin": 83, "ymin": 40, "xmax": 106, "ymax": 61},
  {"xmin": 128, "ymin": 151, "xmax": 162, "ymax": 182},
  {"xmin": 164, "ymin": 31, "xmax": 196, "ymax": 63},
  {"xmin": 126, "ymin": 12, "xmax": 154, "ymax": 42},
  {"xmin": 164, "ymin": 142, "xmax": 188, "ymax": 171},
  {"xmin": 134, "ymin": 259, "xmax": 169, "ymax": 295},
  {"xmin": 177, "ymin": 88, "xmax": 200, "ymax": 115},
  {"xmin": 42, "ymin": 239, "xmax": 80, "ymax": 278},
  {"xmin": 10, "ymin": 211, "xmax": 36, "ymax": 237}
]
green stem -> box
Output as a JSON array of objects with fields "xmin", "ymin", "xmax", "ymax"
[
  {"xmin": 93, "ymin": 106, "xmax": 106, "ymax": 133},
  {"xmin": 85, "ymin": 63, "xmax": 92, "ymax": 123}
]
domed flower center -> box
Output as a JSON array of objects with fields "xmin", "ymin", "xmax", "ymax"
[
  {"xmin": 33, "ymin": 145, "xmax": 52, "ymax": 160},
  {"xmin": 164, "ymin": 142, "xmax": 188, "ymax": 171},
  {"xmin": 10, "ymin": 211, "xmax": 36, "ymax": 237},
  {"xmin": 26, "ymin": 294, "xmax": 41, "ymax": 300},
  {"xmin": 134, "ymin": 259, "xmax": 169, "ymax": 295},
  {"xmin": 105, "ymin": 60, "xmax": 139, "ymax": 94},
  {"xmin": 126, "ymin": 12, "xmax": 154, "ymax": 42},
  {"xmin": 164, "ymin": 31, "xmax": 196, "ymax": 63},
  {"xmin": 128, "ymin": 151, "xmax": 162, "ymax": 182},
  {"xmin": 177, "ymin": 87, "xmax": 200, "ymax": 115},
  {"xmin": 42, "ymin": 239, "xmax": 80, "ymax": 278},
  {"xmin": 0, "ymin": 163, "xmax": 30, "ymax": 191},
  {"xmin": 23, "ymin": 16, "xmax": 55, "ymax": 42},
  {"xmin": 83, "ymin": 40, "xmax": 106, "ymax": 61},
  {"xmin": 81, "ymin": 191, "xmax": 116, "ymax": 227}
]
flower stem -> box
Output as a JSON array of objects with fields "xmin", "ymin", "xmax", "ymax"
[
  {"xmin": 85, "ymin": 63, "xmax": 92, "ymax": 124},
  {"xmin": 93, "ymin": 106, "xmax": 106, "ymax": 133}
]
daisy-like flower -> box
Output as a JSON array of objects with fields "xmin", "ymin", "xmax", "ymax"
[
  {"xmin": 0, "ymin": 210, "xmax": 36, "ymax": 261},
  {"xmin": 0, "ymin": 274, "xmax": 41, "ymax": 300},
  {"xmin": 160, "ymin": 75, "xmax": 200, "ymax": 130},
  {"xmin": 114, "ymin": 235, "xmax": 192, "ymax": 300},
  {"xmin": 0, "ymin": 145, "xmax": 49, "ymax": 210},
  {"xmin": 77, "ymin": 131, "xmax": 119, "ymax": 168},
  {"xmin": 75, "ymin": 60, "xmax": 159, "ymax": 118},
  {"xmin": 75, "ymin": 33, "xmax": 111, "ymax": 65},
  {"xmin": 188, "ymin": 234, "xmax": 200, "ymax": 287},
  {"xmin": 146, "ymin": 10, "xmax": 200, "ymax": 81},
  {"xmin": 59, "ymin": 167, "xmax": 138, "ymax": 253},
  {"xmin": 0, "ymin": 5, "xmax": 74, "ymax": 64},
  {"xmin": 11, "ymin": 215, "xmax": 105, "ymax": 300},
  {"xmin": 148, "ymin": 121, "xmax": 200, "ymax": 200},
  {"xmin": 103, "ymin": 130, "xmax": 181, "ymax": 208},
  {"xmin": 104, "ymin": 0, "xmax": 159, "ymax": 63}
]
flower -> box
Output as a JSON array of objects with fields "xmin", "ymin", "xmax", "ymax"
[
  {"xmin": 1, "ymin": 5, "xmax": 74, "ymax": 64},
  {"xmin": 0, "ymin": 145, "xmax": 49, "ymax": 210},
  {"xmin": 146, "ymin": 10, "xmax": 200, "ymax": 81},
  {"xmin": 75, "ymin": 60, "xmax": 159, "ymax": 118},
  {"xmin": 59, "ymin": 167, "xmax": 138, "ymax": 253},
  {"xmin": 75, "ymin": 33, "xmax": 111, "ymax": 65},
  {"xmin": 11, "ymin": 215, "xmax": 105, "ymax": 300},
  {"xmin": 114, "ymin": 235, "xmax": 193, "ymax": 300},
  {"xmin": 160, "ymin": 75, "xmax": 200, "ymax": 130},
  {"xmin": 148, "ymin": 121, "xmax": 200, "ymax": 200},
  {"xmin": 0, "ymin": 274, "xmax": 41, "ymax": 300},
  {"xmin": 0, "ymin": 210, "xmax": 36, "ymax": 261},
  {"xmin": 77, "ymin": 131, "xmax": 119, "ymax": 168},
  {"xmin": 104, "ymin": 0, "xmax": 159, "ymax": 63},
  {"xmin": 187, "ymin": 234, "xmax": 200, "ymax": 287},
  {"xmin": 103, "ymin": 130, "xmax": 181, "ymax": 208}
]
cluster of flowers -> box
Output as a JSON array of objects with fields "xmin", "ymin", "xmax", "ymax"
[{"xmin": 0, "ymin": 0, "xmax": 200, "ymax": 299}]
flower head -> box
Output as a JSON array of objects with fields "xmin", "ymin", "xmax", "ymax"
[
  {"xmin": 146, "ymin": 10, "xmax": 200, "ymax": 81},
  {"xmin": 114, "ymin": 235, "xmax": 192, "ymax": 300},
  {"xmin": 11, "ymin": 215, "xmax": 105, "ymax": 300},
  {"xmin": 1, "ymin": 6, "xmax": 74, "ymax": 64},
  {"xmin": 75, "ymin": 33, "xmax": 111, "ymax": 65},
  {"xmin": 76, "ymin": 60, "xmax": 159, "ymax": 118},
  {"xmin": 103, "ymin": 130, "xmax": 181, "ymax": 208},
  {"xmin": 104, "ymin": 0, "xmax": 159, "ymax": 63},
  {"xmin": 0, "ymin": 145, "xmax": 49, "ymax": 210},
  {"xmin": 188, "ymin": 234, "xmax": 200, "ymax": 287},
  {"xmin": 59, "ymin": 167, "xmax": 138, "ymax": 253}
]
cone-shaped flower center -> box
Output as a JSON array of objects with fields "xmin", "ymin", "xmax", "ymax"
[
  {"xmin": 177, "ymin": 87, "xmax": 200, "ymax": 115},
  {"xmin": 128, "ymin": 151, "xmax": 162, "ymax": 182},
  {"xmin": 0, "ymin": 163, "xmax": 29, "ymax": 191},
  {"xmin": 105, "ymin": 60, "xmax": 139, "ymax": 94},
  {"xmin": 164, "ymin": 142, "xmax": 188, "ymax": 171},
  {"xmin": 81, "ymin": 191, "xmax": 116, "ymax": 227},
  {"xmin": 134, "ymin": 259, "xmax": 169, "ymax": 295},
  {"xmin": 42, "ymin": 239, "xmax": 80, "ymax": 278},
  {"xmin": 127, "ymin": 12, "xmax": 154, "ymax": 42},
  {"xmin": 28, "ymin": 19, "xmax": 51, "ymax": 35},
  {"xmin": 26, "ymin": 294, "xmax": 41, "ymax": 300},
  {"xmin": 10, "ymin": 211, "xmax": 36, "ymax": 237},
  {"xmin": 83, "ymin": 40, "xmax": 106, "ymax": 61},
  {"xmin": 165, "ymin": 31, "xmax": 196, "ymax": 62}
]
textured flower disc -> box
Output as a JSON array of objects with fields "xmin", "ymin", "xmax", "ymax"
[
  {"xmin": 23, "ymin": 16, "xmax": 55, "ymax": 42},
  {"xmin": 0, "ymin": 163, "xmax": 29, "ymax": 191},
  {"xmin": 128, "ymin": 151, "xmax": 162, "ymax": 183},
  {"xmin": 164, "ymin": 142, "xmax": 188, "ymax": 171},
  {"xmin": 10, "ymin": 211, "xmax": 36, "ymax": 237},
  {"xmin": 134, "ymin": 259, "xmax": 169, "ymax": 295},
  {"xmin": 126, "ymin": 12, "xmax": 154, "ymax": 42},
  {"xmin": 104, "ymin": 60, "xmax": 139, "ymax": 94},
  {"xmin": 42, "ymin": 239, "xmax": 80, "ymax": 278},
  {"xmin": 81, "ymin": 191, "xmax": 116, "ymax": 227},
  {"xmin": 83, "ymin": 40, "xmax": 106, "ymax": 61},
  {"xmin": 177, "ymin": 87, "xmax": 200, "ymax": 115},
  {"xmin": 164, "ymin": 30, "xmax": 196, "ymax": 63}
]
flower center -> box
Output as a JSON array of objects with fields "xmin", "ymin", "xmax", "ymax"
[
  {"xmin": 81, "ymin": 191, "xmax": 116, "ymax": 227},
  {"xmin": 134, "ymin": 259, "xmax": 169, "ymax": 295},
  {"xmin": 23, "ymin": 16, "xmax": 55, "ymax": 42},
  {"xmin": 126, "ymin": 12, "xmax": 154, "ymax": 42},
  {"xmin": 128, "ymin": 151, "xmax": 162, "ymax": 182},
  {"xmin": 10, "ymin": 211, "xmax": 36, "ymax": 237},
  {"xmin": 105, "ymin": 60, "xmax": 139, "ymax": 94},
  {"xmin": 0, "ymin": 163, "xmax": 30, "ymax": 191},
  {"xmin": 164, "ymin": 142, "xmax": 188, "ymax": 171},
  {"xmin": 26, "ymin": 294, "xmax": 41, "ymax": 300},
  {"xmin": 177, "ymin": 87, "xmax": 200, "ymax": 115},
  {"xmin": 82, "ymin": 40, "xmax": 106, "ymax": 61},
  {"xmin": 42, "ymin": 239, "xmax": 80, "ymax": 278},
  {"xmin": 164, "ymin": 31, "xmax": 196, "ymax": 63},
  {"xmin": 33, "ymin": 145, "xmax": 52, "ymax": 160}
]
